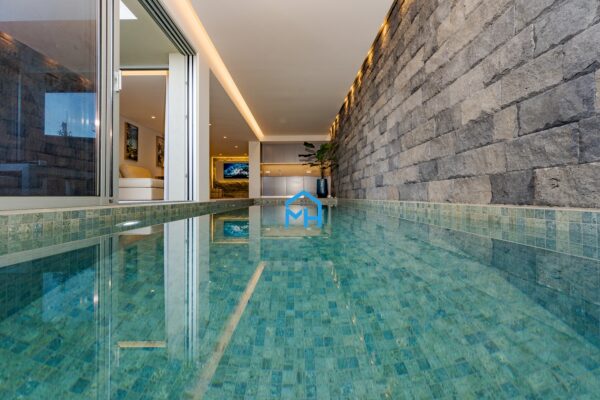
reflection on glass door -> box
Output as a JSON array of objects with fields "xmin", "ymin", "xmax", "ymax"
[{"xmin": 0, "ymin": 0, "xmax": 98, "ymax": 196}]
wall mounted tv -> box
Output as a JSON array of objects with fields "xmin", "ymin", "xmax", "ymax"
[
  {"xmin": 223, "ymin": 220, "xmax": 249, "ymax": 238},
  {"xmin": 44, "ymin": 92, "xmax": 96, "ymax": 138},
  {"xmin": 223, "ymin": 162, "xmax": 249, "ymax": 179}
]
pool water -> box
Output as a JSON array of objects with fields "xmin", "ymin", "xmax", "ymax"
[{"xmin": 0, "ymin": 205, "xmax": 598, "ymax": 399}]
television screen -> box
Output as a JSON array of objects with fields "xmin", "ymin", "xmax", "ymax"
[
  {"xmin": 223, "ymin": 162, "xmax": 249, "ymax": 179},
  {"xmin": 44, "ymin": 92, "xmax": 96, "ymax": 138},
  {"xmin": 223, "ymin": 220, "xmax": 249, "ymax": 238}
]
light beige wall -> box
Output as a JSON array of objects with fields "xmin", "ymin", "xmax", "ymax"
[{"xmin": 119, "ymin": 116, "xmax": 164, "ymax": 178}]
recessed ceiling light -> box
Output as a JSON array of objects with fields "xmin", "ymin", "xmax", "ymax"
[
  {"xmin": 234, "ymin": 145, "xmax": 238, "ymax": 149},
  {"xmin": 223, "ymin": 136, "xmax": 227, "ymax": 139},
  {"xmin": 306, "ymin": 170, "xmax": 312, "ymax": 173},
  {"xmin": 120, "ymin": 1, "xmax": 137, "ymax": 20},
  {"xmin": 265, "ymin": 171, "xmax": 271, "ymax": 174},
  {"xmin": 218, "ymin": 153, "xmax": 223, "ymax": 156},
  {"xmin": 151, "ymin": 115, "xmax": 156, "ymax": 119}
]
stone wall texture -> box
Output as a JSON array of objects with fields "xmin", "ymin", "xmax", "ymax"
[{"xmin": 332, "ymin": 0, "xmax": 600, "ymax": 208}]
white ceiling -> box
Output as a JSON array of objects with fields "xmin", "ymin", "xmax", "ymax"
[
  {"xmin": 192, "ymin": 0, "xmax": 394, "ymax": 137},
  {"xmin": 120, "ymin": 75, "xmax": 166, "ymax": 132},
  {"xmin": 121, "ymin": 0, "xmax": 178, "ymax": 68},
  {"xmin": 210, "ymin": 72, "xmax": 255, "ymax": 156}
]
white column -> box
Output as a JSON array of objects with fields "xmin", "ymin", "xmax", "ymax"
[
  {"xmin": 166, "ymin": 53, "xmax": 188, "ymax": 201},
  {"xmin": 164, "ymin": 219, "xmax": 187, "ymax": 359},
  {"xmin": 249, "ymin": 141, "xmax": 261, "ymax": 198},
  {"xmin": 193, "ymin": 53, "xmax": 210, "ymax": 202},
  {"xmin": 249, "ymin": 205, "xmax": 261, "ymax": 261}
]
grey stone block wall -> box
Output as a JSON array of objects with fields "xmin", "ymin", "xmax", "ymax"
[{"xmin": 332, "ymin": 0, "xmax": 600, "ymax": 208}]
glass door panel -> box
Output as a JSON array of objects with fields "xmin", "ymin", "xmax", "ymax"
[{"xmin": 0, "ymin": 0, "xmax": 98, "ymax": 196}]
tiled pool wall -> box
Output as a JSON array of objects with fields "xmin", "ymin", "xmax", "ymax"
[
  {"xmin": 1, "ymin": 197, "xmax": 598, "ymax": 261},
  {"xmin": 255, "ymin": 198, "xmax": 338, "ymax": 206},
  {"xmin": 0, "ymin": 199, "xmax": 253, "ymax": 256},
  {"xmin": 339, "ymin": 199, "xmax": 600, "ymax": 260}
]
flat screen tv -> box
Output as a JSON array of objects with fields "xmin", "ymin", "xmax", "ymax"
[
  {"xmin": 223, "ymin": 162, "xmax": 249, "ymax": 179},
  {"xmin": 223, "ymin": 220, "xmax": 249, "ymax": 238},
  {"xmin": 44, "ymin": 92, "xmax": 96, "ymax": 138}
]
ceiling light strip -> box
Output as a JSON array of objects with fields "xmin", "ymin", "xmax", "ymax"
[{"xmin": 160, "ymin": 0, "xmax": 265, "ymax": 141}]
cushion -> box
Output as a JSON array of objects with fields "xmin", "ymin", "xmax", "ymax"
[
  {"xmin": 119, "ymin": 178, "xmax": 164, "ymax": 188},
  {"xmin": 120, "ymin": 164, "xmax": 152, "ymax": 179}
]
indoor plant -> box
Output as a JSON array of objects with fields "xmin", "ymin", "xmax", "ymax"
[{"xmin": 299, "ymin": 142, "xmax": 337, "ymax": 198}]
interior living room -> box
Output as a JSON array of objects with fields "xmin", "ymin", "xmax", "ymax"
[{"xmin": 116, "ymin": 0, "xmax": 182, "ymax": 202}]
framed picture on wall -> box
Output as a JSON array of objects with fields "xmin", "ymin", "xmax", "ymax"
[
  {"xmin": 156, "ymin": 136, "xmax": 165, "ymax": 168},
  {"xmin": 125, "ymin": 122, "xmax": 138, "ymax": 161}
]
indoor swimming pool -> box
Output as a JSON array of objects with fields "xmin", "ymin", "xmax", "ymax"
[{"xmin": 0, "ymin": 205, "xmax": 598, "ymax": 399}]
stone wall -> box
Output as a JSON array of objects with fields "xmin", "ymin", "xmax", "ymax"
[{"xmin": 332, "ymin": 0, "xmax": 600, "ymax": 208}]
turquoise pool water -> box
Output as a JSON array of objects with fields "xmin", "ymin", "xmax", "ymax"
[{"xmin": 0, "ymin": 205, "xmax": 598, "ymax": 399}]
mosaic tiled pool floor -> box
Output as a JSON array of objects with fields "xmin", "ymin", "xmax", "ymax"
[{"xmin": 0, "ymin": 206, "xmax": 598, "ymax": 399}]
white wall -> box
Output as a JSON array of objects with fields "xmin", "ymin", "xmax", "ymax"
[
  {"xmin": 249, "ymin": 141, "xmax": 261, "ymax": 198},
  {"xmin": 119, "ymin": 116, "xmax": 164, "ymax": 178}
]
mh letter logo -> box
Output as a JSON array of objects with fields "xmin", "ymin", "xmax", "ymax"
[{"xmin": 285, "ymin": 191, "xmax": 323, "ymax": 228}]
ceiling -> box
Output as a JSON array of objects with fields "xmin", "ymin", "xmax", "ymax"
[
  {"xmin": 210, "ymin": 72, "xmax": 255, "ymax": 157},
  {"xmin": 120, "ymin": 74, "xmax": 166, "ymax": 132},
  {"xmin": 121, "ymin": 0, "xmax": 178, "ymax": 68},
  {"xmin": 192, "ymin": 0, "xmax": 394, "ymax": 137}
]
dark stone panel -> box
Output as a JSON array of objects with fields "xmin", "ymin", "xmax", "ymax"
[{"xmin": 490, "ymin": 170, "xmax": 534, "ymax": 205}]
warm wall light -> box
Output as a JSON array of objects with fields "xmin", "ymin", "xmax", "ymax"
[
  {"xmin": 121, "ymin": 70, "xmax": 168, "ymax": 76},
  {"xmin": 234, "ymin": 146, "xmax": 238, "ymax": 149},
  {"xmin": 151, "ymin": 115, "xmax": 156, "ymax": 119}
]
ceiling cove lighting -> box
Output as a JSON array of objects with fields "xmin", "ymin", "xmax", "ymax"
[
  {"xmin": 160, "ymin": 0, "xmax": 265, "ymax": 141},
  {"xmin": 120, "ymin": 1, "xmax": 137, "ymax": 20}
]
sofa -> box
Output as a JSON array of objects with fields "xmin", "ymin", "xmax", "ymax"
[{"xmin": 119, "ymin": 164, "xmax": 164, "ymax": 201}]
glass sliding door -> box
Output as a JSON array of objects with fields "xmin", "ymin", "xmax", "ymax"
[{"xmin": 0, "ymin": 0, "xmax": 103, "ymax": 205}]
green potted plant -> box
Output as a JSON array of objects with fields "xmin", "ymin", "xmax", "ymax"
[{"xmin": 299, "ymin": 142, "xmax": 337, "ymax": 198}]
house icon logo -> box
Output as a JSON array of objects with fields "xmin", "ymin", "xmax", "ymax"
[{"xmin": 285, "ymin": 191, "xmax": 323, "ymax": 228}]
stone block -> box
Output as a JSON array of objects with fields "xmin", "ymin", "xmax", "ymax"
[
  {"xmin": 490, "ymin": 170, "xmax": 534, "ymax": 204},
  {"xmin": 514, "ymin": 0, "xmax": 556, "ymax": 32},
  {"xmin": 482, "ymin": 26, "xmax": 535, "ymax": 85},
  {"xmin": 500, "ymin": 46, "xmax": 563, "ymax": 106},
  {"xmin": 506, "ymin": 124, "xmax": 579, "ymax": 171},
  {"xmin": 429, "ymin": 132, "xmax": 456, "ymax": 160},
  {"xmin": 533, "ymin": 0, "xmax": 597, "ymax": 57},
  {"xmin": 564, "ymin": 22, "xmax": 600, "ymax": 79},
  {"xmin": 455, "ymin": 115, "xmax": 494, "ymax": 153},
  {"xmin": 429, "ymin": 176, "xmax": 492, "ymax": 203},
  {"xmin": 418, "ymin": 160, "xmax": 439, "ymax": 181},
  {"xmin": 438, "ymin": 142, "xmax": 506, "ymax": 179},
  {"xmin": 465, "ymin": 4, "xmax": 515, "ymax": 68},
  {"xmin": 579, "ymin": 116, "xmax": 600, "ymax": 163},
  {"xmin": 518, "ymin": 73, "xmax": 596, "ymax": 135},
  {"xmin": 394, "ymin": 48, "xmax": 424, "ymax": 90},
  {"xmin": 597, "ymin": 70, "xmax": 600, "ymax": 110},
  {"xmin": 434, "ymin": 105, "xmax": 462, "ymax": 136},
  {"xmin": 493, "ymin": 105, "xmax": 518, "ymax": 141},
  {"xmin": 400, "ymin": 118, "xmax": 436, "ymax": 150},
  {"xmin": 534, "ymin": 162, "xmax": 600, "ymax": 208},
  {"xmin": 461, "ymin": 81, "xmax": 501, "ymax": 124},
  {"xmin": 398, "ymin": 182, "xmax": 429, "ymax": 201}
]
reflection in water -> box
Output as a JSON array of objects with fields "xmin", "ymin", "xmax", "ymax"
[{"xmin": 0, "ymin": 205, "xmax": 598, "ymax": 399}]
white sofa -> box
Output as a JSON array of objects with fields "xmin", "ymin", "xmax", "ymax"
[{"xmin": 119, "ymin": 164, "xmax": 164, "ymax": 201}]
